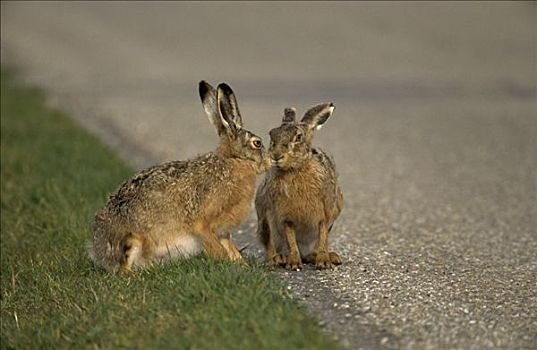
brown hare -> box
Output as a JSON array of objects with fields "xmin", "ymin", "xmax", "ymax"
[
  {"xmin": 91, "ymin": 81, "xmax": 267, "ymax": 272},
  {"xmin": 255, "ymin": 104, "xmax": 343, "ymax": 270}
]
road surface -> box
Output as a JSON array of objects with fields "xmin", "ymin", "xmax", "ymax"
[{"xmin": 2, "ymin": 2, "xmax": 536, "ymax": 349}]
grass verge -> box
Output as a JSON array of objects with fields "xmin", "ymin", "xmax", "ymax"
[{"xmin": 0, "ymin": 68, "xmax": 339, "ymax": 349}]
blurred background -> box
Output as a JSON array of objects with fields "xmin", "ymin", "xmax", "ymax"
[
  {"xmin": 2, "ymin": 2, "xmax": 536, "ymax": 348},
  {"xmin": 2, "ymin": 2, "xmax": 535, "ymax": 169}
]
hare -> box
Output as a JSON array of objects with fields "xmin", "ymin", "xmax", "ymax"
[
  {"xmin": 255, "ymin": 103, "xmax": 343, "ymax": 270},
  {"xmin": 90, "ymin": 81, "xmax": 267, "ymax": 272}
]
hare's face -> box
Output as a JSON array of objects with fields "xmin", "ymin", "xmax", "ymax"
[
  {"xmin": 268, "ymin": 123, "xmax": 311, "ymax": 170},
  {"xmin": 268, "ymin": 103, "xmax": 335, "ymax": 170},
  {"xmin": 227, "ymin": 128, "xmax": 267, "ymax": 173}
]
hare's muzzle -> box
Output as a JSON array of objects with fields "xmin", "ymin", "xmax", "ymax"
[{"xmin": 271, "ymin": 154, "xmax": 284, "ymax": 166}]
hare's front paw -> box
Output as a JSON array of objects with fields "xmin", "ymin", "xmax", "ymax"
[
  {"xmin": 315, "ymin": 252, "xmax": 333, "ymax": 270},
  {"xmin": 219, "ymin": 236, "xmax": 243, "ymax": 262},
  {"xmin": 329, "ymin": 251, "xmax": 342, "ymax": 265},
  {"xmin": 228, "ymin": 249, "xmax": 243, "ymax": 262},
  {"xmin": 304, "ymin": 252, "xmax": 342, "ymax": 266},
  {"xmin": 285, "ymin": 253, "xmax": 303, "ymax": 271}
]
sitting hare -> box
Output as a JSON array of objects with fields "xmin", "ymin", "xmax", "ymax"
[
  {"xmin": 255, "ymin": 103, "xmax": 343, "ymax": 270},
  {"xmin": 91, "ymin": 81, "xmax": 267, "ymax": 272}
]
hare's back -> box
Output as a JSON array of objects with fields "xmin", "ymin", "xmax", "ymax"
[
  {"xmin": 311, "ymin": 148, "xmax": 338, "ymax": 180},
  {"xmin": 312, "ymin": 148, "xmax": 343, "ymax": 215},
  {"xmin": 104, "ymin": 157, "xmax": 212, "ymax": 216},
  {"xmin": 109, "ymin": 160, "xmax": 188, "ymax": 204}
]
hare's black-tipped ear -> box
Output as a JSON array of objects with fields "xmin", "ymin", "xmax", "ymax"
[
  {"xmin": 217, "ymin": 83, "xmax": 243, "ymax": 133},
  {"xmin": 199, "ymin": 81, "xmax": 226, "ymax": 136},
  {"xmin": 282, "ymin": 107, "xmax": 296, "ymax": 124},
  {"xmin": 301, "ymin": 103, "xmax": 335, "ymax": 131}
]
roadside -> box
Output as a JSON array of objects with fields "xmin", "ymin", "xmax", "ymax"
[
  {"xmin": 2, "ymin": 3, "xmax": 535, "ymax": 349},
  {"xmin": 0, "ymin": 68, "xmax": 341, "ymax": 349}
]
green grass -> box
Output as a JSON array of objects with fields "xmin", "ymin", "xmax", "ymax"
[{"xmin": 0, "ymin": 68, "xmax": 339, "ymax": 349}]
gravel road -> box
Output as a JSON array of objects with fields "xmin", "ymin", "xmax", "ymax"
[{"xmin": 2, "ymin": 2, "xmax": 536, "ymax": 349}]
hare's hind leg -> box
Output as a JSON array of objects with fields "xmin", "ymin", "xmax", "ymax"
[
  {"xmin": 325, "ymin": 223, "xmax": 342, "ymax": 265},
  {"xmin": 258, "ymin": 218, "xmax": 286, "ymax": 266},
  {"xmin": 194, "ymin": 224, "xmax": 230, "ymax": 260},
  {"xmin": 120, "ymin": 233, "xmax": 143, "ymax": 272}
]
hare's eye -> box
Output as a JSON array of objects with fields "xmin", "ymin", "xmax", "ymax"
[
  {"xmin": 295, "ymin": 133, "xmax": 303, "ymax": 142},
  {"xmin": 252, "ymin": 139, "xmax": 262, "ymax": 149}
]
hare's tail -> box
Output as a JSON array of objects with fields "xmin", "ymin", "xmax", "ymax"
[{"xmin": 86, "ymin": 239, "xmax": 96, "ymax": 263}]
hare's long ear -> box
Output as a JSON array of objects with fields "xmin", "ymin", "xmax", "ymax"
[
  {"xmin": 217, "ymin": 83, "xmax": 243, "ymax": 134},
  {"xmin": 301, "ymin": 103, "xmax": 335, "ymax": 131},
  {"xmin": 282, "ymin": 107, "xmax": 296, "ymax": 124},
  {"xmin": 199, "ymin": 81, "xmax": 226, "ymax": 136}
]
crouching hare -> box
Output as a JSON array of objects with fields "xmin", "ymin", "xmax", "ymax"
[
  {"xmin": 91, "ymin": 81, "xmax": 267, "ymax": 272},
  {"xmin": 255, "ymin": 103, "xmax": 343, "ymax": 270}
]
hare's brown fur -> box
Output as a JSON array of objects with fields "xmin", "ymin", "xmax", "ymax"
[
  {"xmin": 255, "ymin": 104, "xmax": 343, "ymax": 270},
  {"xmin": 91, "ymin": 82, "xmax": 266, "ymax": 272}
]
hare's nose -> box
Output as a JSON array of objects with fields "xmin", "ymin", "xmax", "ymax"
[{"xmin": 272, "ymin": 155, "xmax": 284, "ymax": 162}]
